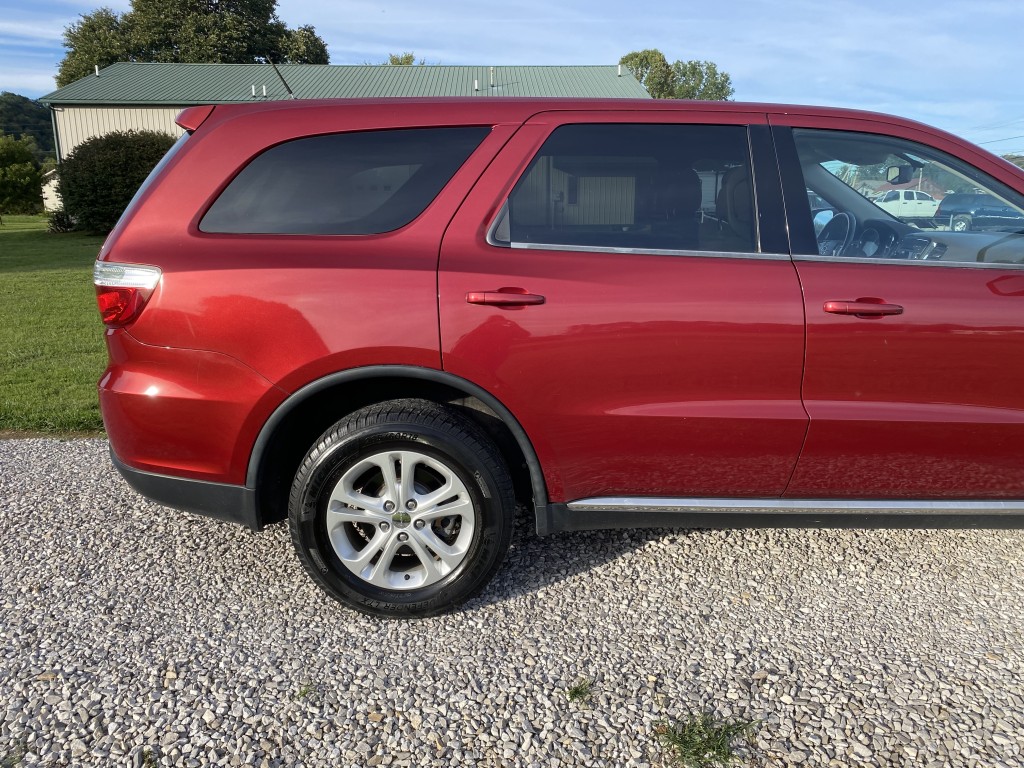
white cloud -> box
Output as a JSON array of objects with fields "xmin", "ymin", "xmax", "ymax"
[
  {"xmin": 4, "ymin": 0, "xmax": 1024, "ymax": 145},
  {"xmin": 0, "ymin": 19, "xmax": 66, "ymax": 44},
  {"xmin": 0, "ymin": 68, "xmax": 59, "ymax": 96}
]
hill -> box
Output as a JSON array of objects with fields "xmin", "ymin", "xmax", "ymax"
[{"xmin": 0, "ymin": 92, "xmax": 55, "ymax": 161}]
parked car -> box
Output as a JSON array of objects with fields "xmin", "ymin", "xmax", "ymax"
[
  {"xmin": 934, "ymin": 192, "xmax": 1024, "ymax": 232},
  {"xmin": 873, "ymin": 189, "xmax": 939, "ymax": 224},
  {"xmin": 94, "ymin": 98, "xmax": 1024, "ymax": 617}
]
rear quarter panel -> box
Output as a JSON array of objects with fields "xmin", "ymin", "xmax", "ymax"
[{"xmin": 98, "ymin": 102, "xmax": 526, "ymax": 483}]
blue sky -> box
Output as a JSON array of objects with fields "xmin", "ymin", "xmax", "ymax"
[{"xmin": 2, "ymin": 0, "xmax": 1023, "ymax": 155}]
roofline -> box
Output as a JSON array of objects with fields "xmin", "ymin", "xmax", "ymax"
[
  {"xmin": 180, "ymin": 98, "xmax": 1016, "ymax": 170},
  {"xmin": 37, "ymin": 95, "xmax": 906, "ymax": 117},
  {"xmin": 38, "ymin": 62, "xmax": 648, "ymax": 105},
  {"xmin": 57, "ymin": 96, "xmax": 936, "ymax": 124},
  {"xmin": 36, "ymin": 96, "xmax": 958, "ymax": 143},
  {"xmin": 35, "ymin": 94, "xmax": 928, "ymax": 119}
]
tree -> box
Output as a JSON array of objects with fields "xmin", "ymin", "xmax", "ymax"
[
  {"xmin": 56, "ymin": 8, "xmax": 133, "ymax": 87},
  {"xmin": 620, "ymin": 49, "xmax": 734, "ymax": 101},
  {"xmin": 57, "ymin": 0, "xmax": 329, "ymax": 87},
  {"xmin": 58, "ymin": 130, "xmax": 175, "ymax": 233},
  {"xmin": 1004, "ymin": 154, "xmax": 1024, "ymax": 170},
  {"xmin": 0, "ymin": 135, "xmax": 43, "ymax": 222},
  {"xmin": 670, "ymin": 60, "xmax": 734, "ymax": 101},
  {"xmin": 619, "ymin": 49, "xmax": 675, "ymax": 99},
  {"xmin": 383, "ymin": 52, "xmax": 424, "ymax": 66},
  {"xmin": 281, "ymin": 25, "xmax": 330, "ymax": 66}
]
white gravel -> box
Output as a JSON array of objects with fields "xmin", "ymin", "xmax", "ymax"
[{"xmin": 2, "ymin": 437, "xmax": 1024, "ymax": 767}]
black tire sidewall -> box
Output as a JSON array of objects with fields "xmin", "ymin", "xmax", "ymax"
[{"xmin": 290, "ymin": 408, "xmax": 512, "ymax": 617}]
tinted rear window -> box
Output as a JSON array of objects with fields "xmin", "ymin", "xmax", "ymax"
[
  {"xmin": 492, "ymin": 123, "xmax": 756, "ymax": 254},
  {"xmin": 200, "ymin": 127, "xmax": 489, "ymax": 235}
]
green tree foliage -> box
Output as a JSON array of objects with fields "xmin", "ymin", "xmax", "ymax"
[
  {"xmin": 57, "ymin": 0, "xmax": 329, "ymax": 87},
  {"xmin": 57, "ymin": 130, "xmax": 175, "ymax": 233},
  {"xmin": 670, "ymin": 60, "xmax": 734, "ymax": 101},
  {"xmin": 620, "ymin": 49, "xmax": 734, "ymax": 101},
  {"xmin": 0, "ymin": 93, "xmax": 56, "ymax": 161},
  {"xmin": 619, "ymin": 49, "xmax": 675, "ymax": 99},
  {"xmin": 57, "ymin": 8, "xmax": 133, "ymax": 87},
  {"xmin": 383, "ymin": 52, "xmax": 424, "ymax": 66},
  {"xmin": 1004, "ymin": 153, "xmax": 1024, "ymax": 170},
  {"xmin": 281, "ymin": 25, "xmax": 330, "ymax": 65},
  {"xmin": 0, "ymin": 135, "xmax": 43, "ymax": 220}
]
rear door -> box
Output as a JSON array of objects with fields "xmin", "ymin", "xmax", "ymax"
[
  {"xmin": 772, "ymin": 116, "xmax": 1024, "ymax": 498},
  {"xmin": 439, "ymin": 111, "xmax": 807, "ymax": 504}
]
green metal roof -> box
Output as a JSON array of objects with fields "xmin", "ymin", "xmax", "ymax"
[{"xmin": 40, "ymin": 62, "xmax": 650, "ymax": 105}]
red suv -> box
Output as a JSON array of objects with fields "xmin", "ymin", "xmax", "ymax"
[{"xmin": 94, "ymin": 98, "xmax": 1024, "ymax": 617}]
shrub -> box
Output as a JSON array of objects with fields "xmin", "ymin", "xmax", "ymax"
[
  {"xmin": 46, "ymin": 209, "xmax": 77, "ymax": 233},
  {"xmin": 58, "ymin": 130, "xmax": 176, "ymax": 233}
]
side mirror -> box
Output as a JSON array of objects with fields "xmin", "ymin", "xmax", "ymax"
[{"xmin": 886, "ymin": 165, "xmax": 915, "ymax": 184}]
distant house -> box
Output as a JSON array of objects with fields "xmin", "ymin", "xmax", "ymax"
[
  {"xmin": 39, "ymin": 62, "xmax": 650, "ymax": 160},
  {"xmin": 41, "ymin": 169, "xmax": 60, "ymax": 212}
]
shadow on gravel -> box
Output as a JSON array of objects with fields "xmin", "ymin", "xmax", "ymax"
[{"xmin": 464, "ymin": 511, "xmax": 686, "ymax": 610}]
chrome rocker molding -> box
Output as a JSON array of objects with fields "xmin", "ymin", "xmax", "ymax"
[{"xmin": 547, "ymin": 497, "xmax": 1024, "ymax": 532}]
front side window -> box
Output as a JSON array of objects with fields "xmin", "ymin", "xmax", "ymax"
[
  {"xmin": 491, "ymin": 124, "xmax": 757, "ymax": 254},
  {"xmin": 201, "ymin": 127, "xmax": 489, "ymax": 235},
  {"xmin": 792, "ymin": 129, "xmax": 1024, "ymax": 264}
]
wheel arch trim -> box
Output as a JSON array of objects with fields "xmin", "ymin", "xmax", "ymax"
[{"xmin": 246, "ymin": 365, "xmax": 553, "ymax": 534}]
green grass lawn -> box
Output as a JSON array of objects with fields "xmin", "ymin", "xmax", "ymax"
[{"xmin": 0, "ymin": 215, "xmax": 107, "ymax": 434}]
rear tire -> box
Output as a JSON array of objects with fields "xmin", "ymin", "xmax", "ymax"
[
  {"xmin": 951, "ymin": 214, "xmax": 971, "ymax": 232},
  {"xmin": 288, "ymin": 399, "xmax": 515, "ymax": 618}
]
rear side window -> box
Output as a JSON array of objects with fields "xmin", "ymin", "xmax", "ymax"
[
  {"xmin": 201, "ymin": 127, "xmax": 489, "ymax": 235},
  {"xmin": 491, "ymin": 123, "xmax": 756, "ymax": 254}
]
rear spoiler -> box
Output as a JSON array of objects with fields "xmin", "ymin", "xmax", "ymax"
[{"xmin": 175, "ymin": 105, "xmax": 215, "ymax": 132}]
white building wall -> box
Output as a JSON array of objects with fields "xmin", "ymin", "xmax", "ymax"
[
  {"xmin": 41, "ymin": 171, "xmax": 61, "ymax": 212},
  {"xmin": 54, "ymin": 106, "xmax": 186, "ymax": 159}
]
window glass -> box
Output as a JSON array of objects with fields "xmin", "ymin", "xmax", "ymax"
[
  {"xmin": 201, "ymin": 127, "xmax": 489, "ymax": 235},
  {"xmin": 792, "ymin": 129, "xmax": 1024, "ymax": 264},
  {"xmin": 492, "ymin": 124, "xmax": 756, "ymax": 254}
]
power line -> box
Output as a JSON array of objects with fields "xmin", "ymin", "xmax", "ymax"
[
  {"xmin": 966, "ymin": 116, "xmax": 1024, "ymax": 131},
  {"xmin": 979, "ymin": 134, "xmax": 1024, "ymax": 145}
]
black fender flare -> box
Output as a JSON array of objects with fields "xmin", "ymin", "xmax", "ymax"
[{"xmin": 246, "ymin": 365, "xmax": 554, "ymax": 534}]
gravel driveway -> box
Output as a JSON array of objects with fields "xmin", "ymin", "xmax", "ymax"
[{"xmin": 1, "ymin": 438, "xmax": 1023, "ymax": 767}]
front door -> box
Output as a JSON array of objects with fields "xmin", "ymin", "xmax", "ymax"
[{"xmin": 775, "ymin": 122, "xmax": 1024, "ymax": 498}]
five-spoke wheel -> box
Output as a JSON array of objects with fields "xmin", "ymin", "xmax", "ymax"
[
  {"xmin": 288, "ymin": 400, "xmax": 515, "ymax": 618},
  {"xmin": 325, "ymin": 449, "xmax": 476, "ymax": 590}
]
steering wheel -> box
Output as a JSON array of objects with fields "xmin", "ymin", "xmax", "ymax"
[{"xmin": 817, "ymin": 212, "xmax": 856, "ymax": 256}]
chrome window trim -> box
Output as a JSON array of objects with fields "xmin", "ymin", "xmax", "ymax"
[
  {"xmin": 507, "ymin": 242, "xmax": 790, "ymax": 261},
  {"xmin": 568, "ymin": 497, "xmax": 1024, "ymax": 515},
  {"xmin": 792, "ymin": 254, "xmax": 1024, "ymax": 270},
  {"xmin": 486, "ymin": 201, "xmax": 510, "ymax": 248},
  {"xmin": 485, "ymin": 201, "xmax": 782, "ymax": 260}
]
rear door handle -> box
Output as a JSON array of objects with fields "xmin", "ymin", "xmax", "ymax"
[
  {"xmin": 466, "ymin": 288, "xmax": 546, "ymax": 306},
  {"xmin": 823, "ymin": 300, "xmax": 904, "ymax": 316}
]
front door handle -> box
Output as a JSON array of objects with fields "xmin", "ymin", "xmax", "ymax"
[
  {"xmin": 466, "ymin": 288, "xmax": 546, "ymax": 307},
  {"xmin": 823, "ymin": 299, "xmax": 904, "ymax": 317}
]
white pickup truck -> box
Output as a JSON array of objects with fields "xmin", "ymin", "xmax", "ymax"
[{"xmin": 874, "ymin": 189, "xmax": 939, "ymax": 224}]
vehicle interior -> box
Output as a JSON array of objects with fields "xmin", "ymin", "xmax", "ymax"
[
  {"xmin": 495, "ymin": 124, "xmax": 759, "ymax": 254},
  {"xmin": 793, "ymin": 129, "xmax": 1024, "ymax": 264}
]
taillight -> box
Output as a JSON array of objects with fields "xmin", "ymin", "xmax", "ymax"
[{"xmin": 93, "ymin": 262, "xmax": 162, "ymax": 327}]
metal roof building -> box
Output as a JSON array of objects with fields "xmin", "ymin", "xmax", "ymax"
[{"xmin": 40, "ymin": 62, "xmax": 650, "ymax": 158}]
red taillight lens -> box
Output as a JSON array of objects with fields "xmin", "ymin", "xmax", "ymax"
[{"xmin": 93, "ymin": 262, "xmax": 161, "ymax": 327}]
